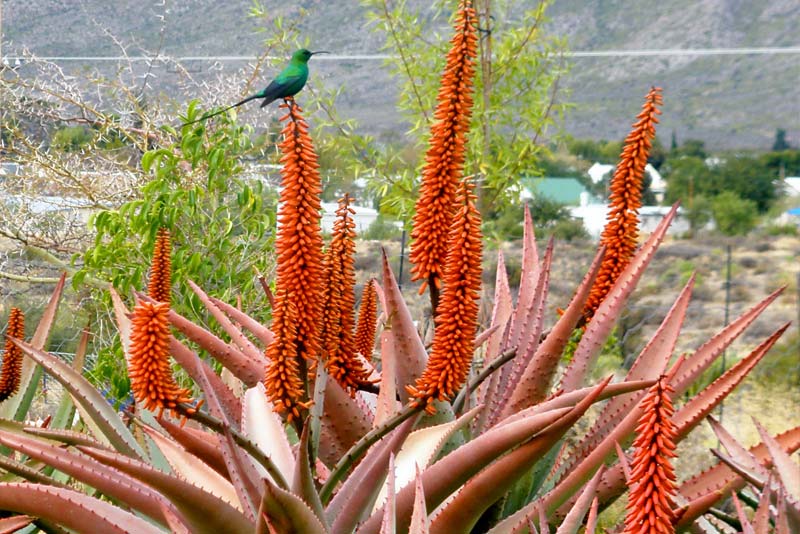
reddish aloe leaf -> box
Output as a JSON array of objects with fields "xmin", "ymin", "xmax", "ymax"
[
  {"xmin": 375, "ymin": 328, "xmax": 399, "ymax": 425},
  {"xmin": 157, "ymin": 417, "xmax": 228, "ymax": 478},
  {"xmin": 408, "ymin": 468, "xmax": 429, "ymax": 534},
  {"xmin": 10, "ymin": 339, "xmax": 144, "ymax": 458},
  {"xmin": 507, "ymin": 203, "xmax": 540, "ymax": 351},
  {"xmin": 671, "ymin": 286, "xmax": 785, "ymax": 395},
  {"xmin": 242, "ymin": 383, "xmax": 295, "ymax": 487},
  {"xmin": 753, "ymin": 475, "xmax": 772, "ymax": 534},
  {"xmin": 0, "ymin": 273, "xmax": 65, "ymax": 421},
  {"xmin": 293, "ymin": 422, "xmax": 326, "ymax": 528},
  {"xmin": 554, "ymin": 467, "xmax": 603, "ymax": 534},
  {"xmin": 380, "ymin": 454, "xmax": 396, "ymax": 534},
  {"xmin": 672, "ymin": 489, "xmax": 725, "ymax": 530},
  {"xmin": 584, "ymin": 497, "xmax": 599, "ymax": 534},
  {"xmin": 23, "ymin": 426, "xmax": 114, "ymax": 451},
  {"xmin": 327, "ymin": 416, "xmax": 416, "ymax": 534},
  {"xmin": 0, "ymin": 483, "xmax": 163, "ymax": 534},
  {"xmin": 160, "ymin": 503, "xmax": 192, "ymax": 534},
  {"xmin": 219, "ymin": 423, "xmax": 262, "ymax": 521},
  {"xmin": 0, "ymin": 515, "xmax": 34, "ymax": 534},
  {"xmin": 430, "ymin": 378, "xmax": 615, "ymax": 534},
  {"xmin": 167, "ymin": 307, "xmax": 263, "ymax": 386},
  {"xmin": 110, "ymin": 286, "xmax": 132, "ymax": 356},
  {"xmin": 210, "ymin": 295, "xmax": 274, "ymax": 347},
  {"xmin": 0, "ymin": 430, "xmax": 178, "ymax": 527},
  {"xmin": 187, "ymin": 280, "xmax": 265, "ymax": 363},
  {"xmin": 672, "ymin": 324, "xmax": 789, "ymax": 439},
  {"xmin": 260, "ymin": 479, "xmax": 328, "ymax": 534},
  {"xmin": 320, "ymin": 376, "xmax": 372, "ymax": 468},
  {"xmin": 478, "ymin": 249, "xmax": 513, "ymax": 414},
  {"xmin": 381, "ymin": 249, "xmax": 427, "ymax": 403},
  {"xmin": 754, "ymin": 420, "xmax": 800, "ymax": 503},
  {"xmin": 731, "ymin": 492, "xmax": 756, "ymax": 534},
  {"xmin": 0, "ymin": 453, "xmax": 69, "ymax": 488},
  {"xmin": 77, "ymin": 445, "xmax": 253, "ymax": 534},
  {"xmin": 560, "ymin": 204, "xmax": 678, "ymax": 392},
  {"xmin": 707, "ymin": 416, "xmax": 767, "ymax": 477},
  {"xmin": 502, "ymin": 246, "xmax": 605, "ymax": 418},
  {"xmin": 554, "ymin": 276, "xmax": 693, "ymax": 484}
]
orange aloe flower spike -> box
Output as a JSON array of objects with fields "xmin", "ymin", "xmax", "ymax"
[
  {"xmin": 319, "ymin": 194, "xmax": 374, "ymax": 395},
  {"xmin": 584, "ymin": 87, "xmax": 663, "ymax": 320},
  {"xmin": 0, "ymin": 308, "xmax": 25, "ymax": 402},
  {"xmin": 355, "ymin": 278, "xmax": 378, "ymax": 360},
  {"xmin": 407, "ymin": 179, "xmax": 483, "ymax": 413},
  {"xmin": 148, "ymin": 227, "xmax": 172, "ymax": 304},
  {"xmin": 264, "ymin": 101, "xmax": 325, "ymax": 419},
  {"xmin": 409, "ymin": 0, "xmax": 478, "ymax": 305},
  {"xmin": 622, "ymin": 376, "xmax": 677, "ymax": 534}
]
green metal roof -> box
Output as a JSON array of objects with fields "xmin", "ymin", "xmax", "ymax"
[{"xmin": 521, "ymin": 177, "xmax": 588, "ymax": 205}]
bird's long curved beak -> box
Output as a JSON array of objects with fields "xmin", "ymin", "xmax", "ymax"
[{"xmin": 310, "ymin": 51, "xmax": 331, "ymax": 56}]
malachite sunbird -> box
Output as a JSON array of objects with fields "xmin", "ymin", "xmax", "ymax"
[{"xmin": 184, "ymin": 48, "xmax": 328, "ymax": 124}]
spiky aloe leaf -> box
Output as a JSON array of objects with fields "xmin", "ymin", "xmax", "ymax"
[
  {"xmin": 260, "ymin": 479, "xmax": 328, "ymax": 534},
  {"xmin": 243, "ymin": 383, "xmax": 294, "ymax": 488},
  {"xmin": 752, "ymin": 476, "xmax": 773, "ymax": 534},
  {"xmin": 707, "ymin": 416, "xmax": 767, "ymax": 477},
  {"xmin": 0, "ymin": 430, "xmax": 179, "ymax": 527},
  {"xmin": 0, "ymin": 483, "xmax": 163, "ymax": 534},
  {"xmin": 375, "ymin": 327, "xmax": 400, "ymax": 425},
  {"xmin": 730, "ymin": 492, "xmax": 756, "ymax": 534},
  {"xmin": 559, "ymin": 203, "xmax": 678, "ymax": 392},
  {"xmin": 77, "ymin": 445, "xmax": 252, "ymax": 534},
  {"xmin": 219, "ymin": 423, "xmax": 261, "ymax": 521},
  {"xmin": 553, "ymin": 275, "xmax": 693, "ymax": 484},
  {"xmin": 293, "ymin": 422, "xmax": 326, "ymax": 527},
  {"xmin": 320, "ymin": 378, "xmax": 372, "ymax": 468},
  {"xmin": 408, "ymin": 468, "xmax": 429, "ymax": 534},
  {"xmin": 0, "ymin": 515, "xmax": 34, "ymax": 533},
  {"xmin": 671, "ymin": 285, "xmax": 785, "ymax": 395},
  {"xmin": 327, "ymin": 416, "xmax": 417, "ymax": 534},
  {"xmin": 10, "ymin": 339, "xmax": 144, "ymax": 458},
  {"xmin": 0, "ymin": 451, "xmax": 68, "ymax": 487},
  {"xmin": 187, "ymin": 280, "xmax": 264, "ymax": 363},
  {"xmin": 428, "ymin": 378, "xmax": 615, "ymax": 534},
  {"xmin": 139, "ymin": 425, "xmax": 240, "ymax": 509},
  {"xmin": 167, "ymin": 306, "xmax": 262, "ymax": 386},
  {"xmin": 381, "ymin": 249, "xmax": 427, "ymax": 404},
  {"xmin": 23, "ymin": 426, "xmax": 113, "ymax": 451},
  {"xmin": 380, "ymin": 454, "xmax": 397, "ymax": 534},
  {"xmin": 157, "ymin": 417, "xmax": 228, "ymax": 477},
  {"xmin": 209, "ymin": 295, "xmax": 274, "ymax": 346},
  {"xmin": 501, "ymin": 246, "xmax": 605, "ymax": 418},
  {"xmin": 507, "ymin": 204, "xmax": 541, "ymax": 351},
  {"xmin": 554, "ymin": 468, "xmax": 603, "ymax": 534},
  {"xmin": 0, "ymin": 273, "xmax": 65, "ymax": 421},
  {"xmin": 754, "ymin": 420, "xmax": 800, "ymax": 504},
  {"xmin": 50, "ymin": 327, "xmax": 89, "ymax": 430}
]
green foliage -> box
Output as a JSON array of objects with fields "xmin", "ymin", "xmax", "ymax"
[
  {"xmin": 50, "ymin": 125, "xmax": 93, "ymax": 151},
  {"xmin": 361, "ymin": 214, "xmax": 403, "ymax": 241},
  {"xmin": 565, "ymin": 137, "xmax": 622, "ymax": 163},
  {"xmin": 76, "ymin": 102, "xmax": 277, "ymax": 400},
  {"xmin": 772, "ymin": 128, "xmax": 790, "ymax": 151},
  {"xmin": 685, "ymin": 194, "xmax": 713, "ymax": 233},
  {"xmin": 711, "ymin": 192, "xmax": 758, "ymax": 236},
  {"xmin": 483, "ymin": 196, "xmax": 587, "ymax": 242}
]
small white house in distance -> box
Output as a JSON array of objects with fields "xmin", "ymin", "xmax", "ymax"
[
  {"xmin": 782, "ymin": 177, "xmax": 800, "ymax": 197},
  {"xmin": 321, "ymin": 202, "xmax": 378, "ymax": 233}
]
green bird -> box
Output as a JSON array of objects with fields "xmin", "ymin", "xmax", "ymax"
[{"xmin": 184, "ymin": 48, "xmax": 328, "ymax": 124}]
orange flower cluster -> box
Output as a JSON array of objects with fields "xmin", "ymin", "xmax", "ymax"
[
  {"xmin": 584, "ymin": 87, "xmax": 663, "ymax": 320},
  {"xmin": 128, "ymin": 301, "xmax": 193, "ymax": 415},
  {"xmin": 0, "ymin": 308, "xmax": 25, "ymax": 402},
  {"xmin": 409, "ymin": 0, "xmax": 478, "ymax": 299},
  {"xmin": 407, "ymin": 180, "xmax": 482, "ymax": 412},
  {"xmin": 355, "ymin": 278, "xmax": 378, "ymax": 359},
  {"xmin": 319, "ymin": 195, "xmax": 373, "ymax": 395},
  {"xmin": 148, "ymin": 227, "xmax": 172, "ymax": 304},
  {"xmin": 623, "ymin": 377, "xmax": 677, "ymax": 534},
  {"xmin": 264, "ymin": 101, "xmax": 325, "ymax": 420}
]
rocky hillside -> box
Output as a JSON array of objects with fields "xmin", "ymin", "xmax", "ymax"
[{"xmin": 3, "ymin": 0, "xmax": 799, "ymax": 149}]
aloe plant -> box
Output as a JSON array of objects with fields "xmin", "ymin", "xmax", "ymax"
[{"xmin": 0, "ymin": 1, "xmax": 796, "ymax": 532}]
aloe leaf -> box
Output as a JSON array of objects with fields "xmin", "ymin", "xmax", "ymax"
[
  {"xmin": 502, "ymin": 246, "xmax": 604, "ymax": 418},
  {"xmin": 77, "ymin": 445, "xmax": 253, "ymax": 534},
  {"xmin": 293, "ymin": 422, "xmax": 327, "ymax": 527},
  {"xmin": 730, "ymin": 492, "xmax": 756, "ymax": 534},
  {"xmin": 242, "ymin": 383, "xmax": 295, "ymax": 487},
  {"xmin": 219, "ymin": 423, "xmax": 262, "ymax": 521},
  {"xmin": 50, "ymin": 327, "xmax": 89, "ymax": 430},
  {"xmin": 1, "ymin": 273, "xmax": 66, "ymax": 421},
  {"xmin": 707, "ymin": 416, "xmax": 767, "ymax": 477},
  {"xmin": 157, "ymin": 417, "xmax": 227, "ymax": 477},
  {"xmin": 0, "ymin": 483, "xmax": 163, "ymax": 534},
  {"xmin": 0, "ymin": 453, "xmax": 68, "ymax": 487},
  {"xmin": 381, "ymin": 248, "xmax": 427, "ymax": 403},
  {"xmin": 752, "ymin": 475, "xmax": 772, "ymax": 534},
  {"xmin": 380, "ymin": 454, "xmax": 397, "ymax": 534},
  {"xmin": 0, "ymin": 430, "xmax": 178, "ymax": 527},
  {"xmin": 320, "ymin": 377, "xmax": 372, "ymax": 468},
  {"xmin": 753, "ymin": 419, "xmax": 800, "ymax": 503},
  {"xmin": 507, "ymin": 203, "xmax": 540, "ymax": 351},
  {"xmin": 408, "ymin": 468, "xmax": 429, "ymax": 534},
  {"xmin": 327, "ymin": 416, "xmax": 417, "ymax": 533},
  {"xmin": 187, "ymin": 280, "xmax": 265, "ymax": 363},
  {"xmin": 10, "ymin": 339, "xmax": 144, "ymax": 458},
  {"xmin": 427, "ymin": 378, "xmax": 614, "ymax": 534},
  {"xmin": 554, "ymin": 467, "xmax": 603, "ymax": 534},
  {"xmin": 109, "ymin": 286, "xmax": 132, "ymax": 356},
  {"xmin": 0, "ymin": 515, "xmax": 34, "ymax": 533},
  {"xmin": 584, "ymin": 497, "xmax": 599, "ymax": 534},
  {"xmin": 553, "ymin": 275, "xmax": 693, "ymax": 484},
  {"xmin": 671, "ymin": 285, "xmax": 785, "ymax": 395},
  {"xmin": 140, "ymin": 424, "xmax": 241, "ymax": 509},
  {"xmin": 22, "ymin": 427, "xmax": 113, "ymax": 451},
  {"xmin": 260, "ymin": 479, "xmax": 329, "ymax": 534},
  {"xmin": 559, "ymin": 203, "xmax": 678, "ymax": 392},
  {"xmin": 209, "ymin": 295, "xmax": 274, "ymax": 346},
  {"xmin": 167, "ymin": 306, "xmax": 263, "ymax": 386},
  {"xmin": 375, "ymin": 328, "xmax": 400, "ymax": 425}
]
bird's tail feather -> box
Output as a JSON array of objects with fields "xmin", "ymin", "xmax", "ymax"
[{"xmin": 182, "ymin": 93, "xmax": 263, "ymax": 126}]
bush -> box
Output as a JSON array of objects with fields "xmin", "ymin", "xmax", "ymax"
[{"xmin": 711, "ymin": 192, "xmax": 758, "ymax": 236}]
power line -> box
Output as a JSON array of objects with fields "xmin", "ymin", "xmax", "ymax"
[{"xmin": 3, "ymin": 46, "xmax": 800, "ymax": 63}]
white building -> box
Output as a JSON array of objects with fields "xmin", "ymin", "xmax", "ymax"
[{"xmin": 586, "ymin": 162, "xmax": 666, "ymax": 203}]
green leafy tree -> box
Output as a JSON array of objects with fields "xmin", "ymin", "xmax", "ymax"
[
  {"xmin": 714, "ymin": 155, "xmax": 777, "ymax": 212},
  {"xmin": 711, "ymin": 191, "xmax": 758, "ymax": 236},
  {"xmin": 675, "ymin": 138, "xmax": 707, "ymax": 159},
  {"xmin": 663, "ymin": 156, "xmax": 713, "ymax": 205},
  {"xmin": 685, "ymin": 194, "xmax": 712, "ymax": 234}
]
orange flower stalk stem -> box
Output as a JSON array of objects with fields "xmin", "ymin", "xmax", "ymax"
[
  {"xmin": 409, "ymin": 0, "xmax": 478, "ymax": 310},
  {"xmin": 264, "ymin": 100, "xmax": 325, "ymax": 421},
  {"xmin": 584, "ymin": 87, "xmax": 663, "ymax": 320},
  {"xmin": 355, "ymin": 278, "xmax": 378, "ymax": 360},
  {"xmin": 623, "ymin": 377, "xmax": 677, "ymax": 534},
  {"xmin": 148, "ymin": 227, "xmax": 172, "ymax": 304},
  {"xmin": 407, "ymin": 179, "xmax": 482, "ymax": 413},
  {"xmin": 0, "ymin": 308, "xmax": 25, "ymax": 402}
]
